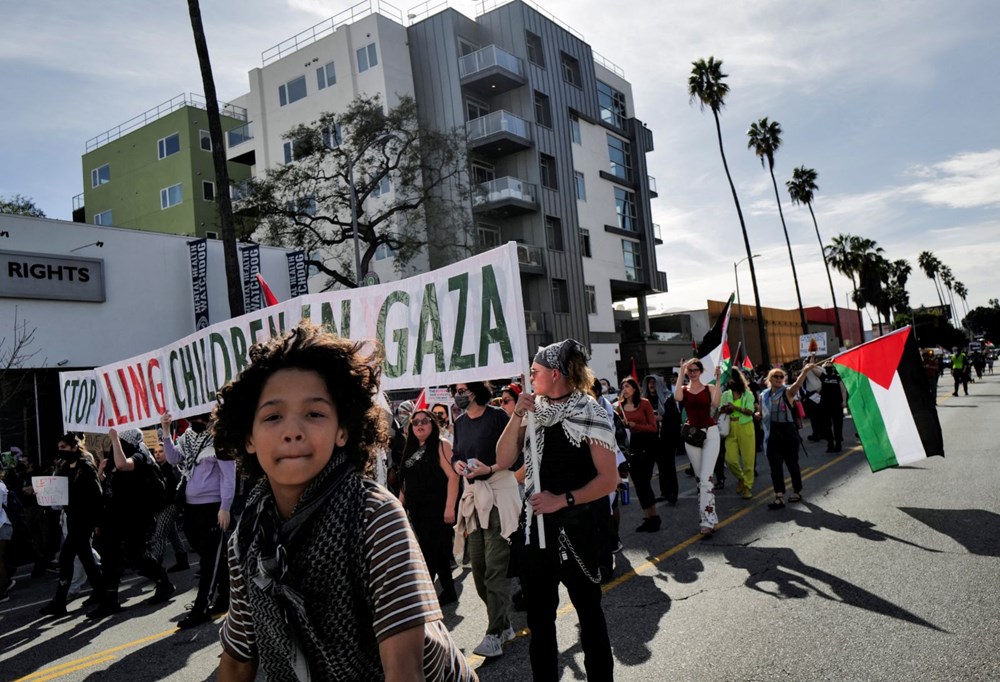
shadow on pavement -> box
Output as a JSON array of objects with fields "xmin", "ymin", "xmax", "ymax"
[
  {"xmin": 724, "ymin": 546, "xmax": 947, "ymax": 632},
  {"xmin": 774, "ymin": 500, "xmax": 944, "ymax": 553},
  {"xmin": 898, "ymin": 508, "xmax": 1000, "ymax": 557},
  {"xmin": 82, "ymin": 620, "xmax": 223, "ymax": 682}
]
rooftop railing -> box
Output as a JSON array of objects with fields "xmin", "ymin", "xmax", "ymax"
[
  {"xmin": 262, "ymin": 0, "xmax": 403, "ymax": 66},
  {"xmin": 85, "ymin": 93, "xmax": 247, "ymax": 153}
]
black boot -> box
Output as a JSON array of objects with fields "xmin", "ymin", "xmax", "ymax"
[
  {"xmin": 167, "ymin": 552, "xmax": 190, "ymax": 573},
  {"xmin": 87, "ymin": 588, "xmax": 121, "ymax": 619},
  {"xmin": 40, "ymin": 580, "xmax": 71, "ymax": 616},
  {"xmin": 178, "ymin": 607, "xmax": 211, "ymax": 629},
  {"xmin": 145, "ymin": 577, "xmax": 176, "ymax": 605}
]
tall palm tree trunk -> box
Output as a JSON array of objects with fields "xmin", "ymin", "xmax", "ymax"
[
  {"xmin": 188, "ymin": 0, "xmax": 244, "ymax": 318},
  {"xmin": 767, "ymin": 166, "xmax": 807, "ymax": 335},
  {"xmin": 932, "ymin": 276, "xmax": 945, "ymax": 307},
  {"xmin": 849, "ymin": 274, "xmax": 864, "ymax": 342},
  {"xmin": 713, "ymin": 112, "xmax": 770, "ymax": 366},
  {"xmin": 807, "ymin": 203, "xmax": 843, "ymax": 348}
]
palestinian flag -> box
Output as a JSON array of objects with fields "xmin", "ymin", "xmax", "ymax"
[
  {"xmin": 256, "ymin": 273, "xmax": 279, "ymax": 307},
  {"xmin": 413, "ymin": 388, "xmax": 429, "ymax": 412},
  {"xmin": 718, "ymin": 341, "xmax": 733, "ymax": 386},
  {"xmin": 831, "ymin": 326, "xmax": 944, "ymax": 472},
  {"xmin": 697, "ymin": 294, "xmax": 734, "ymax": 384}
]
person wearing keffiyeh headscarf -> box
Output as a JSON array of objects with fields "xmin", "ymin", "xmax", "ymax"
[{"xmin": 496, "ymin": 339, "xmax": 618, "ymax": 682}]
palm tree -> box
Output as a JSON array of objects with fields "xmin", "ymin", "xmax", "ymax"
[
  {"xmin": 825, "ymin": 234, "xmax": 881, "ymax": 339},
  {"xmin": 939, "ymin": 265, "xmax": 960, "ymax": 328},
  {"xmin": 187, "ymin": 0, "xmax": 244, "ymax": 317},
  {"xmin": 917, "ymin": 251, "xmax": 946, "ymax": 307},
  {"xmin": 689, "ymin": 57, "xmax": 770, "ymax": 366},
  {"xmin": 747, "ymin": 118, "xmax": 807, "ymax": 336},
  {"xmin": 786, "ymin": 166, "xmax": 843, "ymax": 347},
  {"xmin": 953, "ymin": 281, "xmax": 970, "ymax": 319}
]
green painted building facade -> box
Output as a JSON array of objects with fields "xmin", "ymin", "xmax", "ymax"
[{"xmin": 81, "ymin": 96, "xmax": 250, "ymax": 238}]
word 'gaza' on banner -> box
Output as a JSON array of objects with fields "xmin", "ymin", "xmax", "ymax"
[{"xmin": 60, "ymin": 244, "xmax": 529, "ymax": 432}]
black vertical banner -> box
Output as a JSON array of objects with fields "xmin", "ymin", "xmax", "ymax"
[
  {"xmin": 241, "ymin": 244, "xmax": 262, "ymax": 312},
  {"xmin": 287, "ymin": 250, "xmax": 308, "ymax": 297},
  {"xmin": 188, "ymin": 238, "xmax": 210, "ymax": 330}
]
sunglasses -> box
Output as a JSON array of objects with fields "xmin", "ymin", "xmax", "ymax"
[
  {"xmin": 410, "ymin": 418, "xmax": 432, "ymax": 426},
  {"xmin": 771, "ymin": 374, "xmax": 786, "ymax": 380}
]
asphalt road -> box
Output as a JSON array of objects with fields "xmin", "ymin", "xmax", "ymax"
[{"xmin": 2, "ymin": 374, "xmax": 998, "ymax": 681}]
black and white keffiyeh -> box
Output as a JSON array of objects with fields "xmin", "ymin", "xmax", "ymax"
[
  {"xmin": 177, "ymin": 427, "xmax": 214, "ymax": 483},
  {"xmin": 522, "ymin": 391, "xmax": 615, "ymax": 498},
  {"xmin": 534, "ymin": 339, "xmax": 589, "ymax": 377}
]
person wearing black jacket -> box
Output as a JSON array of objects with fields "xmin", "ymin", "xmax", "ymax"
[
  {"xmin": 40, "ymin": 435, "xmax": 105, "ymax": 616},
  {"xmin": 88, "ymin": 428, "xmax": 174, "ymax": 619}
]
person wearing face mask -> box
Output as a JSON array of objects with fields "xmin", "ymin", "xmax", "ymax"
[
  {"xmin": 449, "ymin": 382, "xmax": 521, "ymax": 659},
  {"xmin": 38, "ymin": 435, "xmax": 105, "ymax": 616},
  {"xmin": 161, "ymin": 412, "xmax": 236, "ymax": 629}
]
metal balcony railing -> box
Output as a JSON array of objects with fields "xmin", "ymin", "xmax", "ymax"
[
  {"xmin": 72, "ymin": 193, "xmax": 84, "ymax": 211},
  {"xmin": 516, "ymin": 243, "xmax": 544, "ymax": 269},
  {"xmin": 647, "ymin": 175, "xmax": 658, "ymax": 194},
  {"xmin": 466, "ymin": 110, "xmax": 531, "ymax": 143},
  {"xmin": 473, "ymin": 177, "xmax": 537, "ymax": 208},
  {"xmin": 652, "ymin": 223, "xmax": 662, "ymax": 240},
  {"xmin": 227, "ymin": 122, "xmax": 254, "ymax": 148},
  {"xmin": 459, "ymin": 45, "xmax": 524, "ymax": 79}
]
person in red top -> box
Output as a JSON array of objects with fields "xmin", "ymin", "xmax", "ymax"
[
  {"xmin": 618, "ymin": 378, "xmax": 661, "ymax": 532},
  {"xmin": 674, "ymin": 359, "xmax": 722, "ymax": 535}
]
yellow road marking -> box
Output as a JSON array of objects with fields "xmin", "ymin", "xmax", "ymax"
[
  {"xmin": 14, "ymin": 628, "xmax": 179, "ymax": 681},
  {"xmin": 18, "ymin": 656, "xmax": 117, "ymax": 682}
]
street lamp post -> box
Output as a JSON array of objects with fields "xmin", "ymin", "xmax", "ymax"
[
  {"xmin": 344, "ymin": 131, "xmax": 397, "ymax": 286},
  {"xmin": 734, "ymin": 254, "xmax": 762, "ymax": 359}
]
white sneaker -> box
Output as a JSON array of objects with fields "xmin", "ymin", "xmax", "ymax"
[
  {"xmin": 473, "ymin": 633, "xmax": 504, "ymax": 658},
  {"xmin": 500, "ymin": 626, "xmax": 516, "ymax": 644}
]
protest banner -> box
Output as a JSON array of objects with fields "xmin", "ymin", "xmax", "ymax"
[
  {"xmin": 59, "ymin": 370, "xmax": 112, "ymax": 433},
  {"xmin": 61, "ymin": 243, "xmax": 529, "ymax": 432},
  {"xmin": 800, "ymin": 332, "xmax": 829, "ymax": 357},
  {"xmin": 32, "ymin": 476, "xmax": 69, "ymax": 507}
]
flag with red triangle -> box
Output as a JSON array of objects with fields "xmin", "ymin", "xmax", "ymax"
[
  {"xmin": 697, "ymin": 294, "xmax": 735, "ymax": 384},
  {"xmin": 717, "ymin": 340, "xmax": 733, "ymax": 386},
  {"xmin": 413, "ymin": 388, "xmax": 429, "ymax": 412},
  {"xmin": 629, "ymin": 357, "xmax": 639, "ymax": 383},
  {"xmin": 831, "ymin": 326, "xmax": 944, "ymax": 472},
  {"xmin": 256, "ymin": 273, "xmax": 279, "ymax": 307}
]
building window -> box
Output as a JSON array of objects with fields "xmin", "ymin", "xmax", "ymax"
[
  {"xmin": 539, "ymin": 154, "xmax": 557, "ymax": 190},
  {"xmin": 299, "ymin": 195, "xmax": 317, "ymax": 216},
  {"xmin": 278, "ymin": 75, "xmax": 308, "ymax": 106},
  {"xmin": 316, "ymin": 61, "xmax": 336, "ymax": 89},
  {"xmin": 160, "ymin": 183, "xmax": 183, "ymax": 209},
  {"xmin": 91, "ymin": 163, "xmax": 110, "ymax": 188},
  {"xmin": 321, "ymin": 123, "xmax": 342, "ymax": 148},
  {"xmin": 585, "ymin": 285, "xmax": 597, "ymax": 315},
  {"xmin": 199, "ymin": 130, "xmax": 212, "ymax": 152},
  {"xmin": 375, "ymin": 242, "xmax": 395, "ymax": 260},
  {"xmin": 560, "ymin": 52, "xmax": 582, "ymax": 87},
  {"xmin": 466, "ymin": 98, "xmax": 490, "ymax": 121},
  {"xmin": 598, "ymin": 80, "xmax": 628, "ymax": 129},
  {"xmin": 283, "ymin": 141, "xmax": 294, "ymax": 164},
  {"xmin": 579, "ymin": 228, "xmax": 592, "ymax": 257},
  {"xmin": 157, "ymin": 132, "xmax": 180, "ymax": 160},
  {"xmin": 552, "ymin": 278, "xmax": 569, "ymax": 313},
  {"xmin": 569, "ymin": 115, "xmax": 581, "ymax": 145},
  {"xmin": 478, "ymin": 223, "xmax": 501, "ymax": 249},
  {"xmin": 615, "ymin": 187, "xmax": 637, "ymax": 231},
  {"xmin": 206, "ymin": 231, "xmax": 218, "ymax": 239},
  {"xmin": 230, "ymin": 181, "xmax": 249, "ymax": 202},
  {"xmin": 545, "ymin": 215, "xmax": 563, "ymax": 251},
  {"xmin": 525, "ymin": 31, "xmax": 544, "ymax": 67},
  {"xmin": 357, "ymin": 43, "xmax": 378, "ymax": 72},
  {"xmin": 471, "ymin": 162, "xmax": 495, "ymax": 185},
  {"xmin": 534, "ymin": 91, "xmax": 552, "ymax": 128},
  {"xmin": 574, "ymin": 171, "xmax": 586, "ymax": 200},
  {"xmin": 607, "ymin": 134, "xmax": 633, "ymax": 181},
  {"xmin": 371, "ymin": 176, "xmax": 392, "ymax": 197},
  {"xmin": 93, "ymin": 209, "xmax": 112, "ymax": 225},
  {"xmin": 623, "ymin": 240, "xmax": 642, "ymax": 281},
  {"xmin": 202, "ymin": 181, "xmax": 216, "ymax": 201}
]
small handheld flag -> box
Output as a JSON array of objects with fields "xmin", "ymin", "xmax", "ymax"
[{"xmin": 256, "ymin": 273, "xmax": 279, "ymax": 307}]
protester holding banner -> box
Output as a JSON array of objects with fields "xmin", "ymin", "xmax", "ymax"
[
  {"xmin": 39, "ymin": 435, "xmax": 104, "ymax": 616},
  {"xmin": 399, "ymin": 409, "xmax": 460, "ymax": 605},
  {"xmin": 89, "ymin": 428, "xmax": 174, "ymax": 619},
  {"xmin": 496, "ymin": 339, "xmax": 618, "ymax": 682},
  {"xmin": 212, "ymin": 324, "xmax": 475, "ymax": 682},
  {"xmin": 450, "ymin": 381, "xmax": 521, "ymax": 658},
  {"xmin": 756, "ymin": 365, "xmax": 817, "ymax": 510},
  {"xmin": 161, "ymin": 411, "xmax": 235, "ymax": 629},
  {"xmin": 675, "ymin": 359, "xmax": 723, "ymax": 535}
]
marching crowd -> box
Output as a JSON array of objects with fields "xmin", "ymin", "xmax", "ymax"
[{"xmin": 0, "ymin": 325, "xmax": 963, "ymax": 680}]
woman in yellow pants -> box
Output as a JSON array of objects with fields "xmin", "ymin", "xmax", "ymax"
[{"xmin": 721, "ymin": 371, "xmax": 758, "ymax": 499}]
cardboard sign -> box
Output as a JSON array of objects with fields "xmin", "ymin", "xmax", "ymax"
[
  {"xmin": 31, "ymin": 476, "xmax": 69, "ymax": 507},
  {"xmin": 800, "ymin": 332, "xmax": 828, "ymax": 358}
]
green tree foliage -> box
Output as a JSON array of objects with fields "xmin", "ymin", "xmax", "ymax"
[
  {"xmin": 964, "ymin": 301, "xmax": 1000, "ymax": 343},
  {"xmin": 236, "ymin": 94, "xmax": 469, "ymax": 289},
  {"xmin": 0, "ymin": 194, "xmax": 46, "ymax": 217}
]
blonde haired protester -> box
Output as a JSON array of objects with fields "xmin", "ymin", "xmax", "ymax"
[
  {"xmin": 496, "ymin": 339, "xmax": 618, "ymax": 682},
  {"xmin": 674, "ymin": 359, "xmax": 723, "ymax": 535},
  {"xmin": 756, "ymin": 364, "xmax": 817, "ymax": 510}
]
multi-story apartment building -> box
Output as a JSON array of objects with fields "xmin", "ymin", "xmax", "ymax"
[
  {"xmin": 76, "ymin": 94, "xmax": 251, "ymax": 238},
  {"xmin": 407, "ymin": 0, "xmax": 665, "ymax": 378}
]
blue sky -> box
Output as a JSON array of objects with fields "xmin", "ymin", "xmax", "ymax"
[{"xmin": 2, "ymin": 0, "xmax": 997, "ymax": 318}]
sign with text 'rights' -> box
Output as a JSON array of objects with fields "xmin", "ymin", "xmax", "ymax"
[{"xmin": 60, "ymin": 243, "xmax": 528, "ymax": 432}]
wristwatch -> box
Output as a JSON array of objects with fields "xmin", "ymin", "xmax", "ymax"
[{"xmin": 565, "ymin": 491, "xmax": 576, "ymax": 507}]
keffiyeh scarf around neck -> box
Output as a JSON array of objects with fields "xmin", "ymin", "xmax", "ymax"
[
  {"xmin": 177, "ymin": 428, "xmax": 214, "ymax": 482},
  {"xmin": 523, "ymin": 391, "xmax": 615, "ymax": 499},
  {"xmin": 234, "ymin": 451, "xmax": 375, "ymax": 681}
]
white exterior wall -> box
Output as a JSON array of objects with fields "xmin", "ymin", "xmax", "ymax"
[{"xmin": 0, "ymin": 214, "xmax": 301, "ymax": 369}]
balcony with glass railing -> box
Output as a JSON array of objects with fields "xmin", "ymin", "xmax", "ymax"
[
  {"xmin": 226, "ymin": 121, "xmax": 256, "ymax": 165},
  {"xmin": 647, "ymin": 174, "xmax": 658, "ymax": 197},
  {"xmin": 652, "ymin": 223, "xmax": 662, "ymax": 243},
  {"xmin": 459, "ymin": 45, "xmax": 525, "ymax": 96},
  {"xmin": 472, "ymin": 177, "xmax": 537, "ymax": 216},
  {"xmin": 516, "ymin": 243, "xmax": 545, "ymax": 273},
  {"xmin": 466, "ymin": 110, "xmax": 532, "ymax": 156}
]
